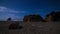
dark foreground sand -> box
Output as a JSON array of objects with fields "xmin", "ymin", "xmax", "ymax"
[{"xmin": 0, "ymin": 21, "xmax": 60, "ymax": 34}]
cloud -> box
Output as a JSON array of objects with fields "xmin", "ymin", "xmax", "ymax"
[
  {"xmin": 0, "ymin": 6, "xmax": 26, "ymax": 14},
  {"xmin": 0, "ymin": 6, "xmax": 7, "ymax": 12},
  {"xmin": 0, "ymin": 6, "xmax": 19, "ymax": 13},
  {"xmin": 0, "ymin": 6, "xmax": 26, "ymax": 21}
]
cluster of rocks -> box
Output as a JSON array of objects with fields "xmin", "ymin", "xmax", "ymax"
[
  {"xmin": 8, "ymin": 11, "xmax": 60, "ymax": 30},
  {"xmin": 7, "ymin": 11, "xmax": 60, "ymax": 22},
  {"xmin": 23, "ymin": 11, "xmax": 60, "ymax": 22}
]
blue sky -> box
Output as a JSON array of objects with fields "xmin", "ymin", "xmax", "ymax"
[{"xmin": 0, "ymin": 0, "xmax": 60, "ymax": 21}]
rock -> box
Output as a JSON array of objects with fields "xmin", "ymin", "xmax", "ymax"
[
  {"xmin": 45, "ymin": 11, "xmax": 60, "ymax": 22},
  {"xmin": 23, "ymin": 14, "xmax": 44, "ymax": 22}
]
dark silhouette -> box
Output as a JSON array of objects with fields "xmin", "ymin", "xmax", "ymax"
[
  {"xmin": 53, "ymin": 11, "xmax": 60, "ymax": 21},
  {"xmin": 7, "ymin": 17, "xmax": 11, "ymax": 21}
]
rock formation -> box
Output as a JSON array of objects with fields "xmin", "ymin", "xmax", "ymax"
[
  {"xmin": 45, "ymin": 11, "xmax": 60, "ymax": 22},
  {"xmin": 23, "ymin": 14, "xmax": 44, "ymax": 22}
]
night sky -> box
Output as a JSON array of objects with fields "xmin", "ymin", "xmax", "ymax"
[{"xmin": 0, "ymin": 0, "xmax": 60, "ymax": 21}]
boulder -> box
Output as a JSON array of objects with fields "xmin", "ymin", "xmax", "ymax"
[
  {"xmin": 45, "ymin": 11, "xmax": 60, "ymax": 22},
  {"xmin": 23, "ymin": 14, "xmax": 44, "ymax": 22}
]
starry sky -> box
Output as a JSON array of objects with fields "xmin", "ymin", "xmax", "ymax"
[{"xmin": 0, "ymin": 0, "xmax": 60, "ymax": 21}]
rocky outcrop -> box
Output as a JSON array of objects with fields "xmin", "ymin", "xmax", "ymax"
[
  {"xmin": 23, "ymin": 14, "xmax": 44, "ymax": 22},
  {"xmin": 45, "ymin": 11, "xmax": 60, "ymax": 22}
]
